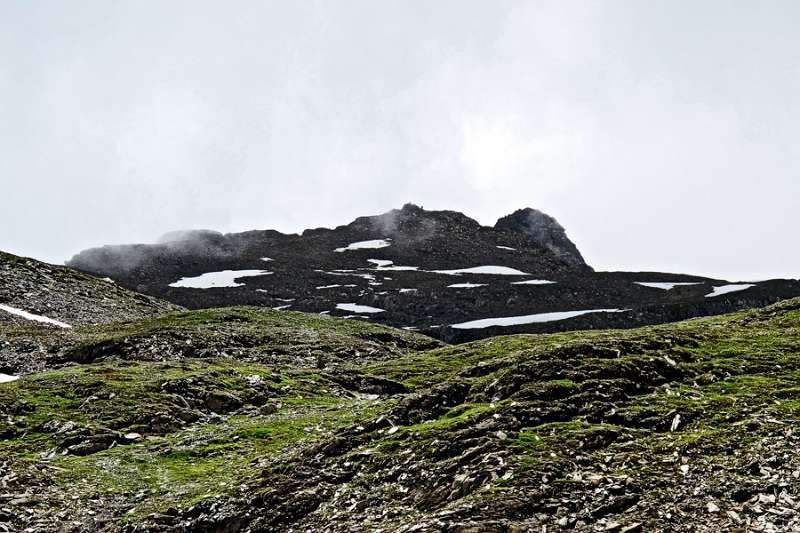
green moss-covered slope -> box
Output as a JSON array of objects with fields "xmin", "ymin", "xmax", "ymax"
[{"xmin": 2, "ymin": 299, "xmax": 800, "ymax": 532}]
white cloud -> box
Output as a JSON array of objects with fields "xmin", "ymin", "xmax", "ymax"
[{"xmin": 1, "ymin": 1, "xmax": 799, "ymax": 280}]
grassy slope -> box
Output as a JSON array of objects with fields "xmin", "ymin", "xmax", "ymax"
[{"xmin": 1, "ymin": 300, "xmax": 800, "ymax": 531}]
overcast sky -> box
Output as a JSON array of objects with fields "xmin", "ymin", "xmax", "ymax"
[{"xmin": 2, "ymin": 1, "xmax": 799, "ymax": 280}]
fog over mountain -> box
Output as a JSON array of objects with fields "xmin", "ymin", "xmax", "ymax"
[{"xmin": 2, "ymin": 1, "xmax": 800, "ymax": 280}]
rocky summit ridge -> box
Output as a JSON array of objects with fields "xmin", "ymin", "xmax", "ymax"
[{"xmin": 66, "ymin": 204, "xmax": 800, "ymax": 342}]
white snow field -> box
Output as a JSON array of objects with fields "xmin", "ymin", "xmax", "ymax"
[
  {"xmin": 496, "ymin": 246, "xmax": 517, "ymax": 251},
  {"xmin": 367, "ymin": 259, "xmax": 393, "ymax": 267},
  {"xmin": 705, "ymin": 284, "xmax": 756, "ymax": 298},
  {"xmin": 511, "ymin": 279, "xmax": 556, "ymax": 285},
  {"xmin": 432, "ymin": 266, "xmax": 529, "ymax": 276},
  {"xmin": 169, "ymin": 270, "xmax": 271, "ymax": 289},
  {"xmin": 635, "ymin": 282, "xmax": 703, "ymax": 290},
  {"xmin": 260, "ymin": 257, "xmax": 273, "ymax": 262},
  {"xmin": 316, "ymin": 284, "xmax": 358, "ymax": 290},
  {"xmin": 334, "ymin": 239, "xmax": 391, "ymax": 252},
  {"xmin": 336, "ymin": 303, "xmax": 385, "ymax": 313},
  {"xmin": 0, "ymin": 373, "xmax": 20, "ymax": 384},
  {"xmin": 447, "ymin": 283, "xmax": 486, "ymax": 289},
  {"xmin": 451, "ymin": 309, "xmax": 627, "ymax": 329},
  {"xmin": 0, "ymin": 304, "xmax": 72, "ymax": 328}
]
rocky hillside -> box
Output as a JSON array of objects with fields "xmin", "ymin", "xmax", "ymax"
[
  {"xmin": 0, "ymin": 250, "xmax": 180, "ymax": 328},
  {"xmin": 1, "ymin": 287, "xmax": 800, "ymax": 531},
  {"xmin": 0, "ymin": 251, "xmax": 182, "ymax": 375},
  {"xmin": 67, "ymin": 204, "xmax": 800, "ymax": 342}
]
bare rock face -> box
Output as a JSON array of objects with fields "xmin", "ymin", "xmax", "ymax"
[{"xmin": 495, "ymin": 208, "xmax": 588, "ymax": 269}]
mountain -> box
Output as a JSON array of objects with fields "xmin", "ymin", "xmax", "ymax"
[
  {"xmin": 67, "ymin": 204, "xmax": 800, "ymax": 342},
  {"xmin": 1, "ymin": 254, "xmax": 800, "ymax": 531}
]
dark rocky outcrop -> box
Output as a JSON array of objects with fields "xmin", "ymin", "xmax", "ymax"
[{"xmin": 495, "ymin": 207, "xmax": 587, "ymax": 268}]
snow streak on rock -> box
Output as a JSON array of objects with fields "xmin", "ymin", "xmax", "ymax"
[
  {"xmin": 335, "ymin": 303, "xmax": 386, "ymax": 313},
  {"xmin": 334, "ymin": 239, "xmax": 391, "ymax": 252},
  {"xmin": 0, "ymin": 304, "xmax": 72, "ymax": 329},
  {"xmin": 169, "ymin": 270, "xmax": 272, "ymax": 289},
  {"xmin": 705, "ymin": 284, "xmax": 756, "ymax": 298},
  {"xmin": 451, "ymin": 309, "xmax": 627, "ymax": 329},
  {"xmin": 635, "ymin": 282, "xmax": 703, "ymax": 290},
  {"xmin": 431, "ymin": 266, "xmax": 529, "ymax": 276}
]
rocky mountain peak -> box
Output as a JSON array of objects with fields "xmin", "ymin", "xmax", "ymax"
[
  {"xmin": 349, "ymin": 203, "xmax": 482, "ymax": 239},
  {"xmin": 495, "ymin": 208, "xmax": 587, "ymax": 268}
]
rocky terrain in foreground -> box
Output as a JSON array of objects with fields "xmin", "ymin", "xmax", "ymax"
[
  {"xmin": 67, "ymin": 204, "xmax": 800, "ymax": 342},
  {"xmin": 2, "ymin": 250, "xmax": 800, "ymax": 531}
]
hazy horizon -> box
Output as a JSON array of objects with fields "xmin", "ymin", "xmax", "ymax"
[{"xmin": 2, "ymin": 1, "xmax": 799, "ymax": 280}]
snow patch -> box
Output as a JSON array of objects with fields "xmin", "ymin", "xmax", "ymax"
[
  {"xmin": 432, "ymin": 266, "xmax": 529, "ymax": 276},
  {"xmin": 451, "ymin": 309, "xmax": 627, "ymax": 329},
  {"xmin": 496, "ymin": 245, "xmax": 517, "ymax": 251},
  {"xmin": 448, "ymin": 283, "xmax": 486, "ymax": 289},
  {"xmin": 367, "ymin": 259, "xmax": 419, "ymax": 271},
  {"xmin": 511, "ymin": 279, "xmax": 556, "ymax": 286},
  {"xmin": 335, "ymin": 239, "xmax": 391, "ymax": 252},
  {"xmin": 635, "ymin": 282, "xmax": 703, "ymax": 290},
  {"xmin": 260, "ymin": 257, "xmax": 273, "ymax": 262},
  {"xmin": 399, "ymin": 288, "xmax": 417, "ymax": 293},
  {"xmin": 0, "ymin": 304, "xmax": 72, "ymax": 329},
  {"xmin": 378, "ymin": 265, "xmax": 419, "ymax": 271},
  {"xmin": 705, "ymin": 284, "xmax": 756, "ymax": 298},
  {"xmin": 169, "ymin": 270, "xmax": 271, "ymax": 289},
  {"xmin": 323, "ymin": 271, "xmax": 376, "ymax": 280},
  {"xmin": 336, "ymin": 303, "xmax": 385, "ymax": 314},
  {"xmin": 0, "ymin": 373, "xmax": 19, "ymax": 384}
]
